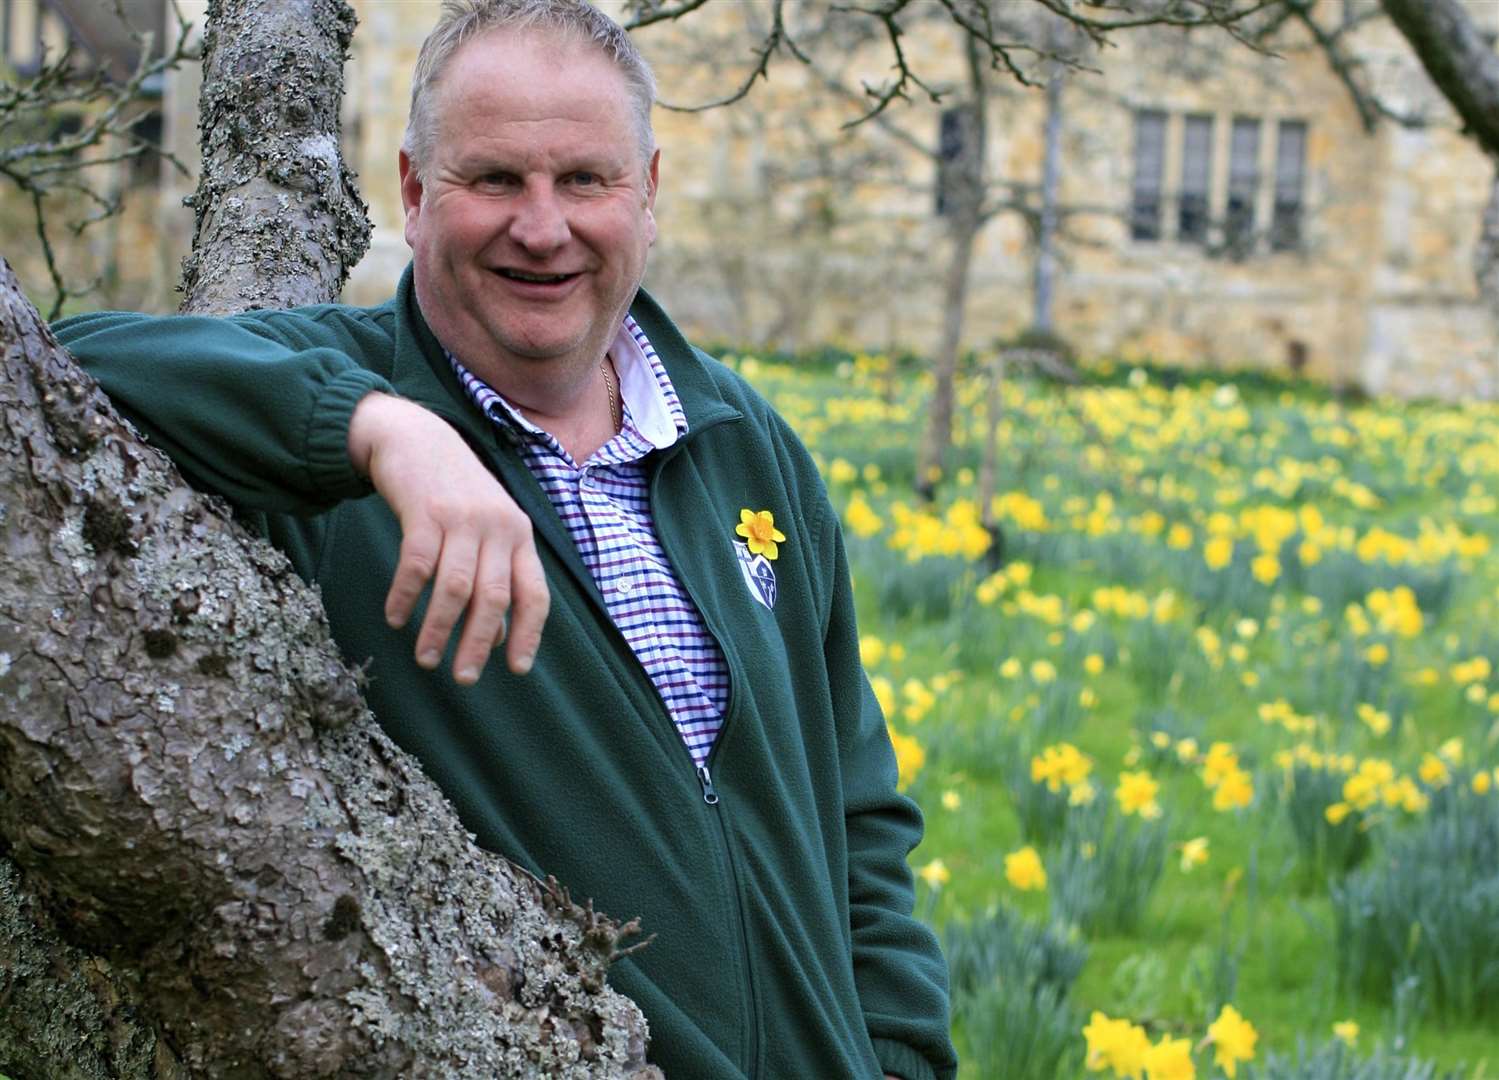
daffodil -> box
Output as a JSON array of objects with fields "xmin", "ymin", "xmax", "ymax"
[
  {"xmin": 916, "ymin": 858, "xmax": 950, "ymax": 889},
  {"xmin": 1116, "ymin": 770, "xmax": 1162, "ymax": 819},
  {"xmin": 1178, "ymin": 836, "xmax": 1209, "ymax": 871},
  {"xmin": 887, "ymin": 726, "xmax": 925, "ymax": 792},
  {"xmin": 736, "ymin": 508, "xmax": 787, "ymax": 559},
  {"xmin": 1204, "ymin": 536, "xmax": 1234, "ymax": 570},
  {"xmin": 1004, "ymin": 845, "xmax": 1047, "ymax": 891},
  {"xmin": 1206, "ymin": 1004, "xmax": 1258, "ymax": 1078},
  {"xmin": 1143, "ymin": 1033, "xmax": 1195, "ymax": 1080},
  {"xmin": 1083, "ymin": 1011, "xmax": 1150, "ymax": 1078},
  {"xmin": 1332, "ymin": 1019, "xmax": 1359, "ymax": 1047}
]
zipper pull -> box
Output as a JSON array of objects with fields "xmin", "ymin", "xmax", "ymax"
[{"xmin": 697, "ymin": 764, "xmax": 720, "ymax": 805}]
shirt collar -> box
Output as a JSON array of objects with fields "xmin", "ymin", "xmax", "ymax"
[{"xmin": 444, "ymin": 315, "xmax": 686, "ymax": 452}]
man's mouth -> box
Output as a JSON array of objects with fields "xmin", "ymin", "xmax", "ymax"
[{"xmin": 496, "ymin": 269, "xmax": 577, "ymax": 284}]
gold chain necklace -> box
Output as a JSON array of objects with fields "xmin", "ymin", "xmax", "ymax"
[{"xmin": 601, "ymin": 355, "xmax": 619, "ymax": 433}]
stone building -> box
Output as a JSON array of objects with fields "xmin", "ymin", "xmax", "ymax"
[{"xmin": 6, "ymin": 0, "xmax": 1496, "ymax": 397}]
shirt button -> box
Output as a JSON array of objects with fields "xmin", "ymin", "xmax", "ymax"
[{"xmin": 616, "ymin": 578, "xmax": 632, "ymax": 595}]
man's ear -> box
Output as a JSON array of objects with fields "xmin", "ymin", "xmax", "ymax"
[
  {"xmin": 399, "ymin": 149, "xmax": 423, "ymax": 248},
  {"xmin": 645, "ymin": 148, "xmax": 661, "ymax": 210},
  {"xmin": 645, "ymin": 148, "xmax": 661, "ymax": 247}
]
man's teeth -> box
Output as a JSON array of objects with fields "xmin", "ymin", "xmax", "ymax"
[{"xmin": 501, "ymin": 269, "xmax": 572, "ymax": 283}]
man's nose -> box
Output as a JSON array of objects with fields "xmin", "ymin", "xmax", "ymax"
[{"xmin": 508, "ymin": 183, "xmax": 570, "ymax": 254}]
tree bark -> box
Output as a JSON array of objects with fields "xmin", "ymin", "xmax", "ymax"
[
  {"xmin": 1476, "ymin": 166, "xmax": 1499, "ymax": 319},
  {"xmin": 917, "ymin": 35, "xmax": 987, "ymax": 499},
  {"xmin": 0, "ymin": 254, "xmax": 656, "ymax": 1076},
  {"xmin": 1033, "ymin": 56, "xmax": 1064, "ymax": 335},
  {"xmin": 1, "ymin": 0, "xmax": 660, "ymax": 1073},
  {"xmin": 180, "ymin": 0, "xmax": 371, "ymax": 313}
]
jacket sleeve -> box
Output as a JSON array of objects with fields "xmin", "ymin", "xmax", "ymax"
[
  {"xmin": 52, "ymin": 308, "xmax": 395, "ymax": 515},
  {"xmin": 820, "ymin": 501, "xmax": 959, "ymax": 1080}
]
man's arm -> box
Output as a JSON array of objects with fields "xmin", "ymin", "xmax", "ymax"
[
  {"xmin": 820, "ymin": 508, "xmax": 958, "ymax": 1080},
  {"xmin": 56, "ymin": 309, "xmax": 547, "ymax": 684},
  {"xmin": 348, "ymin": 393, "xmax": 547, "ymax": 680}
]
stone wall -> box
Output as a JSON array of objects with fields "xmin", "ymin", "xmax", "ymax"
[{"xmin": 35, "ymin": 0, "xmax": 1496, "ymax": 398}]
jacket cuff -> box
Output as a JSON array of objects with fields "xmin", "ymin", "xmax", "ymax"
[
  {"xmin": 872, "ymin": 1037, "xmax": 938, "ymax": 1080},
  {"xmin": 303, "ymin": 367, "xmax": 396, "ymax": 499}
]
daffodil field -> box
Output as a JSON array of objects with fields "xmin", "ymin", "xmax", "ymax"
[{"xmin": 729, "ymin": 349, "xmax": 1499, "ymax": 1080}]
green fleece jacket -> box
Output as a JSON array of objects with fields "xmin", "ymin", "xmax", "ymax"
[{"xmin": 55, "ymin": 268, "xmax": 957, "ymax": 1080}]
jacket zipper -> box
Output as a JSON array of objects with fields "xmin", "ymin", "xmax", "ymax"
[
  {"xmin": 697, "ymin": 764, "xmax": 720, "ymax": 804},
  {"xmin": 648, "ymin": 437, "xmax": 761, "ymax": 1080}
]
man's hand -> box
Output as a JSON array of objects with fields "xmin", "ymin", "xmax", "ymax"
[{"xmin": 348, "ymin": 392, "xmax": 549, "ymax": 684}]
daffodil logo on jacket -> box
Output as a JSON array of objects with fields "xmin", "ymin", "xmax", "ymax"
[{"xmin": 734, "ymin": 508, "xmax": 784, "ymax": 611}]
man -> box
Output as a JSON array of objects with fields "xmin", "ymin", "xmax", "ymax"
[{"xmin": 56, "ymin": 2, "xmax": 956, "ymax": 1077}]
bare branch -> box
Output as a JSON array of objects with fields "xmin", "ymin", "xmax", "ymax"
[
  {"xmin": 620, "ymin": 0, "xmax": 714, "ymax": 30},
  {"xmin": 1283, "ymin": 0, "xmax": 1428, "ymax": 133},
  {"xmin": 0, "ymin": 0, "xmax": 198, "ymax": 311},
  {"xmin": 656, "ymin": 0, "xmax": 796, "ymax": 113}
]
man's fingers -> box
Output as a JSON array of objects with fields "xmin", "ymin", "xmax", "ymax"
[
  {"xmin": 452, "ymin": 541, "xmax": 515, "ymax": 685},
  {"xmin": 505, "ymin": 532, "xmax": 550, "ymax": 676},
  {"xmin": 386, "ymin": 525, "xmax": 441, "ymax": 629},
  {"xmin": 413, "ymin": 531, "xmax": 479, "ymax": 669}
]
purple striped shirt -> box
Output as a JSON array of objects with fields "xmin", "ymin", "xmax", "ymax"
[{"xmin": 447, "ymin": 316, "xmax": 728, "ymax": 766}]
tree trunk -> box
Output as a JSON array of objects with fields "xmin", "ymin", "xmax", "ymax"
[
  {"xmin": 1379, "ymin": 0, "xmax": 1499, "ymax": 324},
  {"xmin": 180, "ymin": 0, "xmax": 371, "ymax": 314},
  {"xmin": 1476, "ymin": 164, "xmax": 1499, "ymax": 323},
  {"xmin": 1033, "ymin": 58, "xmax": 1063, "ymax": 335},
  {"xmin": 0, "ymin": 0, "xmax": 658, "ymax": 1074},
  {"xmin": 918, "ymin": 213, "xmax": 979, "ymax": 498},
  {"xmin": 917, "ymin": 35, "xmax": 987, "ymax": 500}
]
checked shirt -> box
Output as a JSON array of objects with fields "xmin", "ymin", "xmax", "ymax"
[{"xmin": 447, "ymin": 317, "xmax": 728, "ymax": 767}]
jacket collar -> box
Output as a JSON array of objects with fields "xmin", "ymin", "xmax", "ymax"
[{"xmin": 386, "ymin": 263, "xmax": 741, "ymax": 441}]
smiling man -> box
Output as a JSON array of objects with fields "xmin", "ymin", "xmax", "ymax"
[{"xmin": 55, "ymin": 2, "xmax": 956, "ymax": 1077}]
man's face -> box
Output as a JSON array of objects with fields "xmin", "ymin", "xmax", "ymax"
[{"xmin": 400, "ymin": 30, "xmax": 658, "ymax": 393}]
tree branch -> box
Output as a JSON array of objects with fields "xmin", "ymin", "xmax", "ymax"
[{"xmin": 1380, "ymin": 0, "xmax": 1499, "ymax": 157}]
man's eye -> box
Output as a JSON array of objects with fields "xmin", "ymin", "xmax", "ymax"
[{"xmin": 569, "ymin": 172, "xmax": 599, "ymax": 186}]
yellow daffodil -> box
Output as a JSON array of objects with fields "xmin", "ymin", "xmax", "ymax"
[
  {"xmin": 1250, "ymin": 553, "xmax": 1281, "ymax": 585},
  {"xmin": 1178, "ymin": 836, "xmax": 1210, "ymax": 871},
  {"xmin": 1004, "ymin": 845, "xmax": 1047, "ymax": 891},
  {"xmin": 1213, "ymin": 768, "xmax": 1254, "ymax": 811},
  {"xmin": 1116, "ymin": 770, "xmax": 1162, "ymax": 819},
  {"xmin": 916, "ymin": 858, "xmax": 950, "ymax": 889},
  {"xmin": 1206, "ymin": 1004, "xmax": 1258, "ymax": 1078},
  {"xmin": 1143, "ymin": 1033, "xmax": 1196, "ymax": 1080},
  {"xmin": 736, "ymin": 508, "xmax": 786, "ymax": 559},
  {"xmin": 887, "ymin": 726, "xmax": 925, "ymax": 792},
  {"xmin": 1083, "ymin": 1012, "xmax": 1151, "ymax": 1078},
  {"xmin": 1204, "ymin": 536, "xmax": 1234, "ymax": 571},
  {"xmin": 1332, "ymin": 1019, "xmax": 1359, "ymax": 1047}
]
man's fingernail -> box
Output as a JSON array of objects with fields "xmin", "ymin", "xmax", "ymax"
[
  {"xmin": 516, "ymin": 653, "xmax": 534, "ymax": 674},
  {"xmin": 457, "ymin": 666, "xmax": 478, "ymax": 684},
  {"xmin": 419, "ymin": 650, "xmax": 440, "ymax": 668}
]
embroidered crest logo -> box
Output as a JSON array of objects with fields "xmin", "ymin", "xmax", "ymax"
[
  {"xmin": 733, "ymin": 508, "xmax": 785, "ymax": 612},
  {"xmin": 734, "ymin": 541, "xmax": 778, "ymax": 611}
]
